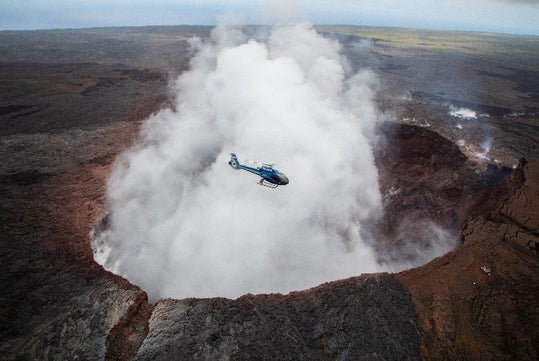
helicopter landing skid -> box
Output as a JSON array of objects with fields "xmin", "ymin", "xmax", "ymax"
[{"xmin": 258, "ymin": 179, "xmax": 278, "ymax": 188}]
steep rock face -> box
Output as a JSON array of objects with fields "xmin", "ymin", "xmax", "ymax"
[
  {"xmin": 373, "ymin": 122, "xmax": 511, "ymax": 263},
  {"xmin": 133, "ymin": 274, "xmax": 422, "ymax": 361},
  {"xmin": 397, "ymin": 158, "xmax": 539, "ymax": 360}
]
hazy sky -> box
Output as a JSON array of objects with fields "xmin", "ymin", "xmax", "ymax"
[{"xmin": 1, "ymin": 0, "xmax": 538, "ymax": 35}]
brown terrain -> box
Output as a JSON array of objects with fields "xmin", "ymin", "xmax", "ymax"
[{"xmin": 1, "ymin": 26, "xmax": 538, "ymax": 360}]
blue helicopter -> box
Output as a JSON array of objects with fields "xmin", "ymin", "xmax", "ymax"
[{"xmin": 228, "ymin": 153, "xmax": 289, "ymax": 188}]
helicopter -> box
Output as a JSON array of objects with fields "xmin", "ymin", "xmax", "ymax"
[{"xmin": 228, "ymin": 153, "xmax": 289, "ymax": 188}]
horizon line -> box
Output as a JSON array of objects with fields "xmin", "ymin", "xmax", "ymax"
[{"xmin": 1, "ymin": 23, "xmax": 538, "ymax": 37}]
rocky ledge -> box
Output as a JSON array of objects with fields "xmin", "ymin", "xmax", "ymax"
[{"xmin": 134, "ymin": 274, "xmax": 421, "ymax": 361}]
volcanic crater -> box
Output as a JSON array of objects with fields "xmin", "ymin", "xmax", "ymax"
[{"xmin": 1, "ymin": 26, "xmax": 538, "ymax": 360}]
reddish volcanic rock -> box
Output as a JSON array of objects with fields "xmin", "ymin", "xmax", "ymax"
[{"xmin": 396, "ymin": 158, "xmax": 539, "ymax": 361}]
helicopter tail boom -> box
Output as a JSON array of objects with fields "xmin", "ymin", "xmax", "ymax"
[{"xmin": 228, "ymin": 153, "xmax": 241, "ymax": 169}]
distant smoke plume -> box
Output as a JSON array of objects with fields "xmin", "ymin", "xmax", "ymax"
[
  {"xmin": 449, "ymin": 106, "xmax": 477, "ymax": 120},
  {"xmin": 93, "ymin": 22, "xmax": 387, "ymax": 300}
]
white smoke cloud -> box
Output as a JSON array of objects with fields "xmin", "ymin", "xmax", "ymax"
[
  {"xmin": 93, "ymin": 22, "xmax": 387, "ymax": 300},
  {"xmin": 449, "ymin": 106, "xmax": 477, "ymax": 120}
]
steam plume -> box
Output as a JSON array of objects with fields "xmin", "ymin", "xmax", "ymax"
[{"xmin": 93, "ymin": 22, "xmax": 385, "ymax": 300}]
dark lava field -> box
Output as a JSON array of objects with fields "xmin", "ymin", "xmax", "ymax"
[{"xmin": 0, "ymin": 26, "xmax": 538, "ymax": 360}]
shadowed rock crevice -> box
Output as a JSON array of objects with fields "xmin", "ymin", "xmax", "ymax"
[{"xmin": 106, "ymin": 291, "xmax": 153, "ymax": 361}]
